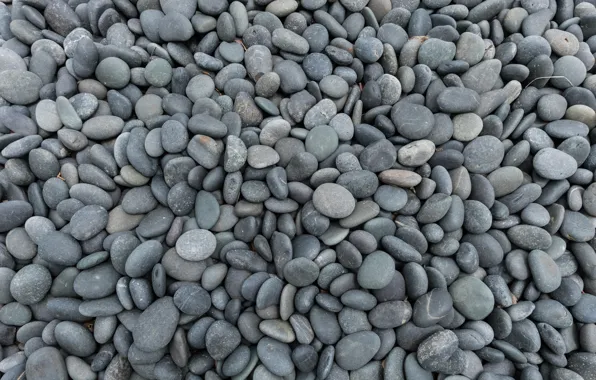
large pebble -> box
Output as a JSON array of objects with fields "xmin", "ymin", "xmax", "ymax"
[{"xmin": 449, "ymin": 276, "xmax": 494, "ymax": 320}]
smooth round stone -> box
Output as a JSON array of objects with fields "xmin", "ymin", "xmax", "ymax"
[
  {"xmin": 354, "ymin": 37, "xmax": 384, "ymax": 63},
  {"xmin": 460, "ymin": 59, "xmax": 502, "ymax": 94},
  {"xmin": 274, "ymin": 60, "xmax": 308, "ymax": 94},
  {"xmin": 391, "ymin": 102, "xmax": 435, "ymax": 139},
  {"xmin": 65, "ymin": 356, "xmax": 95, "ymax": 380},
  {"xmin": 453, "ymin": 113, "xmax": 483, "ymax": 142},
  {"xmin": 217, "ymin": 41, "xmax": 244, "ymax": 63},
  {"xmin": 95, "ymin": 57, "xmax": 130, "ymax": 89},
  {"xmin": 521, "ymin": 203, "xmax": 550, "ymax": 226},
  {"xmin": 283, "ymin": 258, "xmax": 320, "ymax": 287},
  {"xmin": 257, "ymin": 337, "xmax": 294, "ymax": 376},
  {"xmin": 303, "ymin": 53, "xmax": 333, "ymax": 81},
  {"xmin": 379, "ymin": 170, "xmax": 422, "ymax": 188},
  {"xmin": 74, "ymin": 263, "xmax": 120, "ymax": 300},
  {"xmin": 560, "ymin": 211, "xmax": 596, "ymax": 242},
  {"xmin": 310, "ymin": 304, "xmax": 342, "ymax": 344},
  {"xmin": 319, "ymin": 75, "xmax": 349, "ymax": 98},
  {"xmin": 304, "ymin": 99, "xmax": 337, "ymax": 129},
  {"xmin": 374, "ymin": 185, "xmax": 408, "ymax": 212},
  {"xmin": 159, "ymin": 12, "xmax": 194, "ymax": 41},
  {"xmin": 69, "ymin": 205, "xmax": 108, "ymax": 241},
  {"xmin": 463, "ymin": 200, "xmax": 492, "ymax": 234},
  {"xmin": 313, "ymin": 183, "xmax": 356, "ymax": 219},
  {"xmin": 0, "ymin": 268, "xmax": 15, "ymax": 304},
  {"xmin": 507, "ymin": 225, "xmax": 552, "ymax": 250},
  {"xmin": 260, "ymin": 120, "xmax": 290, "ymax": 147},
  {"xmin": 449, "ymin": 276, "xmax": 495, "ymax": 320},
  {"xmin": 568, "ymin": 352, "xmax": 596, "ymax": 380},
  {"xmin": 544, "ymin": 29, "xmax": 579, "ymax": 55},
  {"xmin": 551, "ymin": 56, "xmax": 587, "ymax": 89},
  {"xmin": 528, "ymin": 249, "xmax": 561, "ymax": 293},
  {"xmin": 161, "ymin": 120, "xmax": 188, "ymax": 153},
  {"xmin": 0, "ymin": 201, "xmax": 34, "ymax": 232},
  {"xmin": 35, "ymin": 99, "xmax": 62, "ymax": 132},
  {"xmin": 259, "ymin": 319, "xmax": 295, "ymax": 343},
  {"xmin": 305, "ymin": 125, "xmax": 339, "ymax": 161},
  {"xmin": 0, "ymin": 47, "xmax": 27, "ymax": 72},
  {"xmin": 144, "ymin": 58, "xmax": 172, "ymax": 87},
  {"xmin": 566, "ymin": 105, "xmax": 596, "ymax": 129},
  {"xmin": 160, "ymin": 0, "xmax": 197, "ymax": 18},
  {"xmin": 134, "ymin": 95, "xmax": 163, "ymax": 124},
  {"xmin": 175, "ymin": 229, "xmax": 216, "ymax": 261},
  {"xmin": 204, "ymin": 319, "xmax": 241, "ymax": 360},
  {"xmin": 417, "ymin": 193, "xmax": 452, "ymax": 224},
  {"xmin": 217, "ymin": 341, "xmax": 251, "ymax": 375},
  {"xmin": 38, "ymin": 231, "xmax": 82, "ymax": 266},
  {"xmin": 456, "ymin": 32, "xmax": 485, "ymax": 65},
  {"xmin": 416, "ymin": 330, "xmax": 459, "ymax": 372},
  {"xmin": 545, "ymin": 120, "xmax": 589, "ymax": 139},
  {"xmin": 272, "ymin": 28, "xmax": 309, "ymax": 54},
  {"xmin": 26, "ymin": 347, "xmax": 68, "ymax": 380},
  {"xmin": 413, "ymin": 288, "xmax": 453, "ymax": 327},
  {"xmin": 571, "ymin": 294, "xmax": 596, "ymax": 324},
  {"xmin": 418, "ymin": 38, "xmax": 456, "ymax": 69},
  {"xmin": 186, "ymin": 74, "xmax": 215, "ymax": 102},
  {"xmin": 533, "ymin": 147, "xmax": 578, "ymax": 180},
  {"xmin": 10, "ymin": 264, "xmax": 51, "ymax": 305},
  {"xmin": 54, "ymin": 321, "xmax": 96, "ymax": 357},
  {"xmin": 488, "ymin": 166, "xmax": 524, "ymax": 198},
  {"xmin": 335, "ymin": 331, "xmax": 381, "ymax": 370},
  {"xmin": 398, "ymin": 140, "xmax": 435, "ymax": 167},
  {"xmin": 463, "ymin": 136, "xmax": 505, "ymax": 174},
  {"xmin": 173, "ymin": 284, "xmax": 211, "ymax": 316},
  {"xmin": 437, "ymin": 87, "xmax": 480, "ymax": 113},
  {"xmin": 256, "ymin": 72, "xmax": 281, "ymax": 98},
  {"xmin": 378, "ymin": 74, "xmax": 402, "ymax": 105},
  {"xmin": 81, "ymin": 115, "xmax": 124, "ymax": 140},
  {"xmin": 359, "ymin": 139, "xmax": 398, "ymax": 172},
  {"xmin": 358, "ymin": 251, "xmax": 395, "ymax": 289},
  {"xmin": 0, "ymin": 70, "xmax": 43, "ymax": 105},
  {"xmin": 133, "ymin": 297, "xmax": 179, "ymax": 352},
  {"xmin": 247, "ymin": 145, "xmax": 280, "ymax": 168}
]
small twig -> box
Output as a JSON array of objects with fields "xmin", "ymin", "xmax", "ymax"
[
  {"xmin": 235, "ymin": 39, "xmax": 247, "ymax": 51},
  {"xmin": 524, "ymin": 76, "xmax": 575, "ymax": 89}
]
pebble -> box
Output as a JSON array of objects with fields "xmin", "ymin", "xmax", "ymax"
[
  {"xmin": 449, "ymin": 276, "xmax": 495, "ymax": 320},
  {"xmin": 95, "ymin": 57, "xmax": 130, "ymax": 89},
  {"xmin": 391, "ymin": 101, "xmax": 435, "ymax": 140},
  {"xmin": 528, "ymin": 249, "xmax": 562, "ymax": 293},
  {"xmin": 358, "ymin": 251, "xmax": 395, "ymax": 289},
  {"xmin": 133, "ymin": 297, "xmax": 179, "ymax": 352},
  {"xmin": 418, "ymin": 38, "xmax": 456, "ymax": 69},
  {"xmin": 35, "ymin": 99, "xmax": 62, "ymax": 132},
  {"xmin": 335, "ymin": 331, "xmax": 381, "ymax": 370},
  {"xmin": 10, "ymin": 264, "xmax": 51, "ymax": 306},
  {"xmin": 175, "ymin": 229, "xmax": 216, "ymax": 261},
  {"xmin": 26, "ymin": 347, "xmax": 68, "ymax": 380},
  {"xmin": 0, "ymin": 0, "xmax": 592, "ymax": 378},
  {"xmin": 313, "ymin": 183, "xmax": 356, "ymax": 219},
  {"xmin": 533, "ymin": 147, "xmax": 578, "ymax": 180},
  {"xmin": 0, "ymin": 70, "xmax": 42, "ymax": 105},
  {"xmin": 463, "ymin": 136, "xmax": 505, "ymax": 174},
  {"xmin": 437, "ymin": 87, "xmax": 481, "ymax": 113},
  {"xmin": 257, "ymin": 337, "xmax": 294, "ymax": 376}
]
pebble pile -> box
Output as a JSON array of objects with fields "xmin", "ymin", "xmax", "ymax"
[{"xmin": 1, "ymin": 0, "xmax": 596, "ymax": 379}]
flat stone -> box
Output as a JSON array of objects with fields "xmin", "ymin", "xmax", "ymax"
[
  {"xmin": 449, "ymin": 276, "xmax": 494, "ymax": 320},
  {"xmin": 0, "ymin": 70, "xmax": 42, "ymax": 105},
  {"xmin": 313, "ymin": 183, "xmax": 356, "ymax": 219},
  {"xmin": 175, "ymin": 229, "xmax": 217, "ymax": 261}
]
